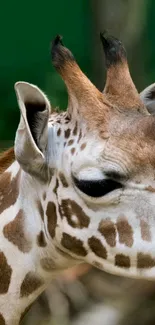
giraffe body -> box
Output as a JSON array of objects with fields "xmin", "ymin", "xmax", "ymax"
[{"xmin": 1, "ymin": 34, "xmax": 155, "ymax": 324}]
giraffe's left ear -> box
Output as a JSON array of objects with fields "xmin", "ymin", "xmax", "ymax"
[
  {"xmin": 140, "ymin": 83, "xmax": 155, "ymax": 115},
  {"xmin": 14, "ymin": 82, "xmax": 51, "ymax": 181}
]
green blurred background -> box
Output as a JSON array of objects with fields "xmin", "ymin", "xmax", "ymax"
[{"xmin": 1, "ymin": 0, "xmax": 155, "ymax": 146}]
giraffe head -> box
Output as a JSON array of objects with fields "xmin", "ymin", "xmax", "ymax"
[{"xmin": 14, "ymin": 34, "xmax": 155, "ymax": 280}]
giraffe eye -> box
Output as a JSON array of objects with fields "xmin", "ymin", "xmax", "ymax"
[{"xmin": 73, "ymin": 177, "xmax": 123, "ymax": 198}]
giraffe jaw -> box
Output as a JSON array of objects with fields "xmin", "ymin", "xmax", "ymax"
[{"xmin": 90, "ymin": 258, "xmax": 155, "ymax": 281}]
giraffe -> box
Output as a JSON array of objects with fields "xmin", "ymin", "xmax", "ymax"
[{"xmin": 1, "ymin": 33, "xmax": 155, "ymax": 324}]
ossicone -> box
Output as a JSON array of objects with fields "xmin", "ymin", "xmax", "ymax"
[
  {"xmin": 100, "ymin": 31, "xmax": 126, "ymax": 68},
  {"xmin": 51, "ymin": 34, "xmax": 75, "ymax": 71}
]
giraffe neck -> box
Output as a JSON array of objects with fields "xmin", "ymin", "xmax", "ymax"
[{"xmin": 0, "ymin": 160, "xmax": 76, "ymax": 325}]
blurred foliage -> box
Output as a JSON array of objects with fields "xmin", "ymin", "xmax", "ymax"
[{"xmin": 23, "ymin": 266, "xmax": 155, "ymax": 325}]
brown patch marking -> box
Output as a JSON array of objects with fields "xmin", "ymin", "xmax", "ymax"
[
  {"xmin": 73, "ymin": 122, "xmax": 78, "ymax": 135},
  {"xmin": 80, "ymin": 143, "xmax": 87, "ymax": 151},
  {"xmin": 98, "ymin": 218, "xmax": 116, "ymax": 247},
  {"xmin": 68, "ymin": 139, "xmax": 74, "ymax": 146},
  {"xmin": 40, "ymin": 258, "xmax": 56, "ymax": 271},
  {"xmin": 137, "ymin": 253, "xmax": 155, "ymax": 268},
  {"xmin": 115, "ymin": 254, "xmax": 130, "ymax": 268},
  {"xmin": 59, "ymin": 172, "xmax": 68, "ymax": 188},
  {"xmin": 0, "ymin": 252, "xmax": 12, "ymax": 294},
  {"xmin": 3, "ymin": 209, "xmax": 32, "ymax": 253},
  {"xmin": 20, "ymin": 272, "xmax": 44, "ymax": 297},
  {"xmin": 60, "ymin": 199, "xmax": 90, "ymax": 228},
  {"xmin": 78, "ymin": 129, "xmax": 82, "ymax": 143},
  {"xmin": 145, "ymin": 186, "xmax": 155, "ymax": 192},
  {"xmin": 46, "ymin": 202, "xmax": 57, "ymax": 238},
  {"xmin": 53, "ymin": 178, "xmax": 59, "ymax": 194},
  {"xmin": 36, "ymin": 200, "xmax": 44, "ymax": 221},
  {"xmin": 56, "ymin": 119, "xmax": 61, "ymax": 124},
  {"xmin": 64, "ymin": 115, "xmax": 70, "ymax": 123},
  {"xmin": 0, "ymin": 147, "xmax": 15, "ymax": 175},
  {"xmin": 140, "ymin": 219, "xmax": 151, "ymax": 242},
  {"xmin": 88, "ymin": 237, "xmax": 107, "ymax": 259},
  {"xmin": 65, "ymin": 129, "xmax": 71, "ymax": 138},
  {"xmin": 43, "ymin": 192, "xmax": 46, "ymax": 200},
  {"xmin": 37, "ymin": 231, "xmax": 47, "ymax": 247},
  {"xmin": 71, "ymin": 148, "xmax": 76, "ymax": 155},
  {"xmin": 57, "ymin": 128, "xmax": 61, "ymax": 136},
  {"xmin": 0, "ymin": 170, "xmax": 20, "ymax": 214},
  {"xmin": 0, "ymin": 313, "xmax": 5, "ymax": 325},
  {"xmin": 116, "ymin": 216, "xmax": 133, "ymax": 247},
  {"xmin": 61, "ymin": 233, "xmax": 87, "ymax": 256}
]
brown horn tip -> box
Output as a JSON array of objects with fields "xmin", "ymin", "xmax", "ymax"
[
  {"xmin": 51, "ymin": 35, "xmax": 75, "ymax": 70},
  {"xmin": 100, "ymin": 31, "xmax": 126, "ymax": 68}
]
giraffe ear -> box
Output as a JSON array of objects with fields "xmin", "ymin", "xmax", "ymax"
[
  {"xmin": 14, "ymin": 82, "xmax": 51, "ymax": 180},
  {"xmin": 140, "ymin": 83, "xmax": 155, "ymax": 115}
]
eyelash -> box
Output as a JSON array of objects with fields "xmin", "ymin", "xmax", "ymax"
[{"xmin": 73, "ymin": 177, "xmax": 123, "ymax": 198}]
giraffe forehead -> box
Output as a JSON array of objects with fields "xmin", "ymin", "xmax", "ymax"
[
  {"xmin": 48, "ymin": 111, "xmax": 126, "ymax": 173},
  {"xmin": 108, "ymin": 115, "xmax": 155, "ymax": 167}
]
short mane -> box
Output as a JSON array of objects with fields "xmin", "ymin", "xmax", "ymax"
[{"xmin": 0, "ymin": 147, "xmax": 15, "ymax": 174}]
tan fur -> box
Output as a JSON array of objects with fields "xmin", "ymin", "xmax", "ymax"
[
  {"xmin": 53, "ymin": 37, "xmax": 149, "ymax": 132},
  {"xmin": 104, "ymin": 61, "xmax": 147, "ymax": 112},
  {"xmin": 55, "ymin": 54, "xmax": 113, "ymax": 128}
]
